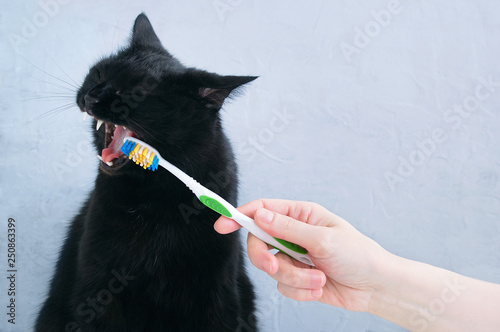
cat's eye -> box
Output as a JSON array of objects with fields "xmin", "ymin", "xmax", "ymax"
[{"xmin": 96, "ymin": 69, "xmax": 103, "ymax": 82}]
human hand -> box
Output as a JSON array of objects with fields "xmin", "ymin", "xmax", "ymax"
[{"xmin": 214, "ymin": 199, "xmax": 392, "ymax": 312}]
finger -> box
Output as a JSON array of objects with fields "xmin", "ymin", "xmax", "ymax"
[
  {"xmin": 214, "ymin": 198, "xmax": 322, "ymax": 233},
  {"xmin": 269, "ymin": 252, "xmax": 326, "ymax": 289},
  {"xmin": 277, "ymin": 282, "xmax": 323, "ymax": 302},
  {"xmin": 236, "ymin": 199, "xmax": 339, "ymax": 227},
  {"xmin": 253, "ymin": 207, "xmax": 328, "ymax": 256},
  {"xmin": 247, "ymin": 233, "xmax": 279, "ymax": 274},
  {"xmin": 236, "ymin": 199, "xmax": 311, "ymax": 220},
  {"xmin": 213, "ymin": 216, "xmax": 242, "ymax": 234}
]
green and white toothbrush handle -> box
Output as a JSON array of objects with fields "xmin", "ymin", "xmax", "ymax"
[{"xmin": 175, "ymin": 170, "xmax": 315, "ymax": 266}]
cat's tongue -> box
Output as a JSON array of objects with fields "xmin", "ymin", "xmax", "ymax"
[{"xmin": 102, "ymin": 126, "xmax": 133, "ymax": 163}]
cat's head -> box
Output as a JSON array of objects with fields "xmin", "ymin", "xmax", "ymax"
[{"xmin": 76, "ymin": 13, "xmax": 256, "ymax": 175}]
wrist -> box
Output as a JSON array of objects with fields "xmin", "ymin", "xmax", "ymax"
[
  {"xmin": 366, "ymin": 250, "xmax": 404, "ymax": 316},
  {"xmin": 366, "ymin": 252, "xmax": 430, "ymax": 329},
  {"xmin": 366, "ymin": 252, "xmax": 465, "ymax": 331}
]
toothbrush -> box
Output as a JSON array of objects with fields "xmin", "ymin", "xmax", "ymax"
[{"xmin": 121, "ymin": 137, "xmax": 314, "ymax": 266}]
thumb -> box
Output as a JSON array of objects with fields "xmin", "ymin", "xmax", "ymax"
[{"xmin": 254, "ymin": 207, "xmax": 326, "ymax": 257}]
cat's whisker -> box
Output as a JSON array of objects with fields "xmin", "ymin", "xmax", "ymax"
[
  {"xmin": 18, "ymin": 54, "xmax": 80, "ymax": 90},
  {"xmin": 20, "ymin": 90, "xmax": 75, "ymax": 97},
  {"xmin": 99, "ymin": 24, "xmax": 111, "ymax": 54},
  {"xmin": 38, "ymin": 80, "xmax": 77, "ymax": 93},
  {"xmin": 22, "ymin": 95, "xmax": 75, "ymax": 102},
  {"xmin": 25, "ymin": 103, "xmax": 78, "ymax": 125},
  {"xmin": 44, "ymin": 103, "xmax": 78, "ymax": 116},
  {"xmin": 20, "ymin": 88, "xmax": 71, "ymax": 94},
  {"xmin": 50, "ymin": 57, "xmax": 80, "ymax": 87},
  {"xmin": 20, "ymin": 87, "xmax": 75, "ymax": 102}
]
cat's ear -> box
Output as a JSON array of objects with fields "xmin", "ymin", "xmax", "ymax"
[
  {"xmin": 198, "ymin": 75, "xmax": 258, "ymax": 110},
  {"xmin": 131, "ymin": 13, "xmax": 162, "ymax": 48}
]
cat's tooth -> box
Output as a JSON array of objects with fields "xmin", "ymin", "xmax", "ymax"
[
  {"xmin": 106, "ymin": 161, "xmax": 114, "ymax": 166},
  {"xmin": 97, "ymin": 155, "xmax": 103, "ymax": 161},
  {"xmin": 96, "ymin": 119, "xmax": 104, "ymax": 131},
  {"xmin": 123, "ymin": 126, "xmax": 127, "ymax": 130},
  {"xmin": 83, "ymin": 113, "xmax": 88, "ymax": 121},
  {"xmin": 114, "ymin": 124, "xmax": 117, "ymax": 128}
]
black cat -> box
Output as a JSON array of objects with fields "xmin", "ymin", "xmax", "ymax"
[{"xmin": 35, "ymin": 13, "xmax": 257, "ymax": 332}]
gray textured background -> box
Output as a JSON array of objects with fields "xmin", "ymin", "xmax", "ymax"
[{"xmin": 1, "ymin": 1, "xmax": 500, "ymax": 331}]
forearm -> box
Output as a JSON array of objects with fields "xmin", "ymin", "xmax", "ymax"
[{"xmin": 369, "ymin": 253, "xmax": 500, "ymax": 331}]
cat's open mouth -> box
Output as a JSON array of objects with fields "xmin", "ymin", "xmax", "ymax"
[{"xmin": 92, "ymin": 117, "xmax": 137, "ymax": 171}]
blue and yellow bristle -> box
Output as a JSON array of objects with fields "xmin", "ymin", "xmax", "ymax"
[{"xmin": 121, "ymin": 140, "xmax": 159, "ymax": 171}]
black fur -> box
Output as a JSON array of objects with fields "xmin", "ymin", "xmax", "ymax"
[{"xmin": 36, "ymin": 13, "xmax": 257, "ymax": 332}]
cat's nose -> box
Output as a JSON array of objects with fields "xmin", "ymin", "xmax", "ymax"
[{"xmin": 84, "ymin": 94, "xmax": 98, "ymax": 114}]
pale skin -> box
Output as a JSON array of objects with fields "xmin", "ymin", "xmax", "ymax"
[{"xmin": 214, "ymin": 199, "xmax": 500, "ymax": 332}]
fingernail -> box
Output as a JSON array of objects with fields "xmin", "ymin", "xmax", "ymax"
[
  {"xmin": 258, "ymin": 208, "xmax": 274, "ymax": 224},
  {"xmin": 311, "ymin": 288, "xmax": 322, "ymax": 298},
  {"xmin": 310, "ymin": 274, "xmax": 324, "ymax": 288}
]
